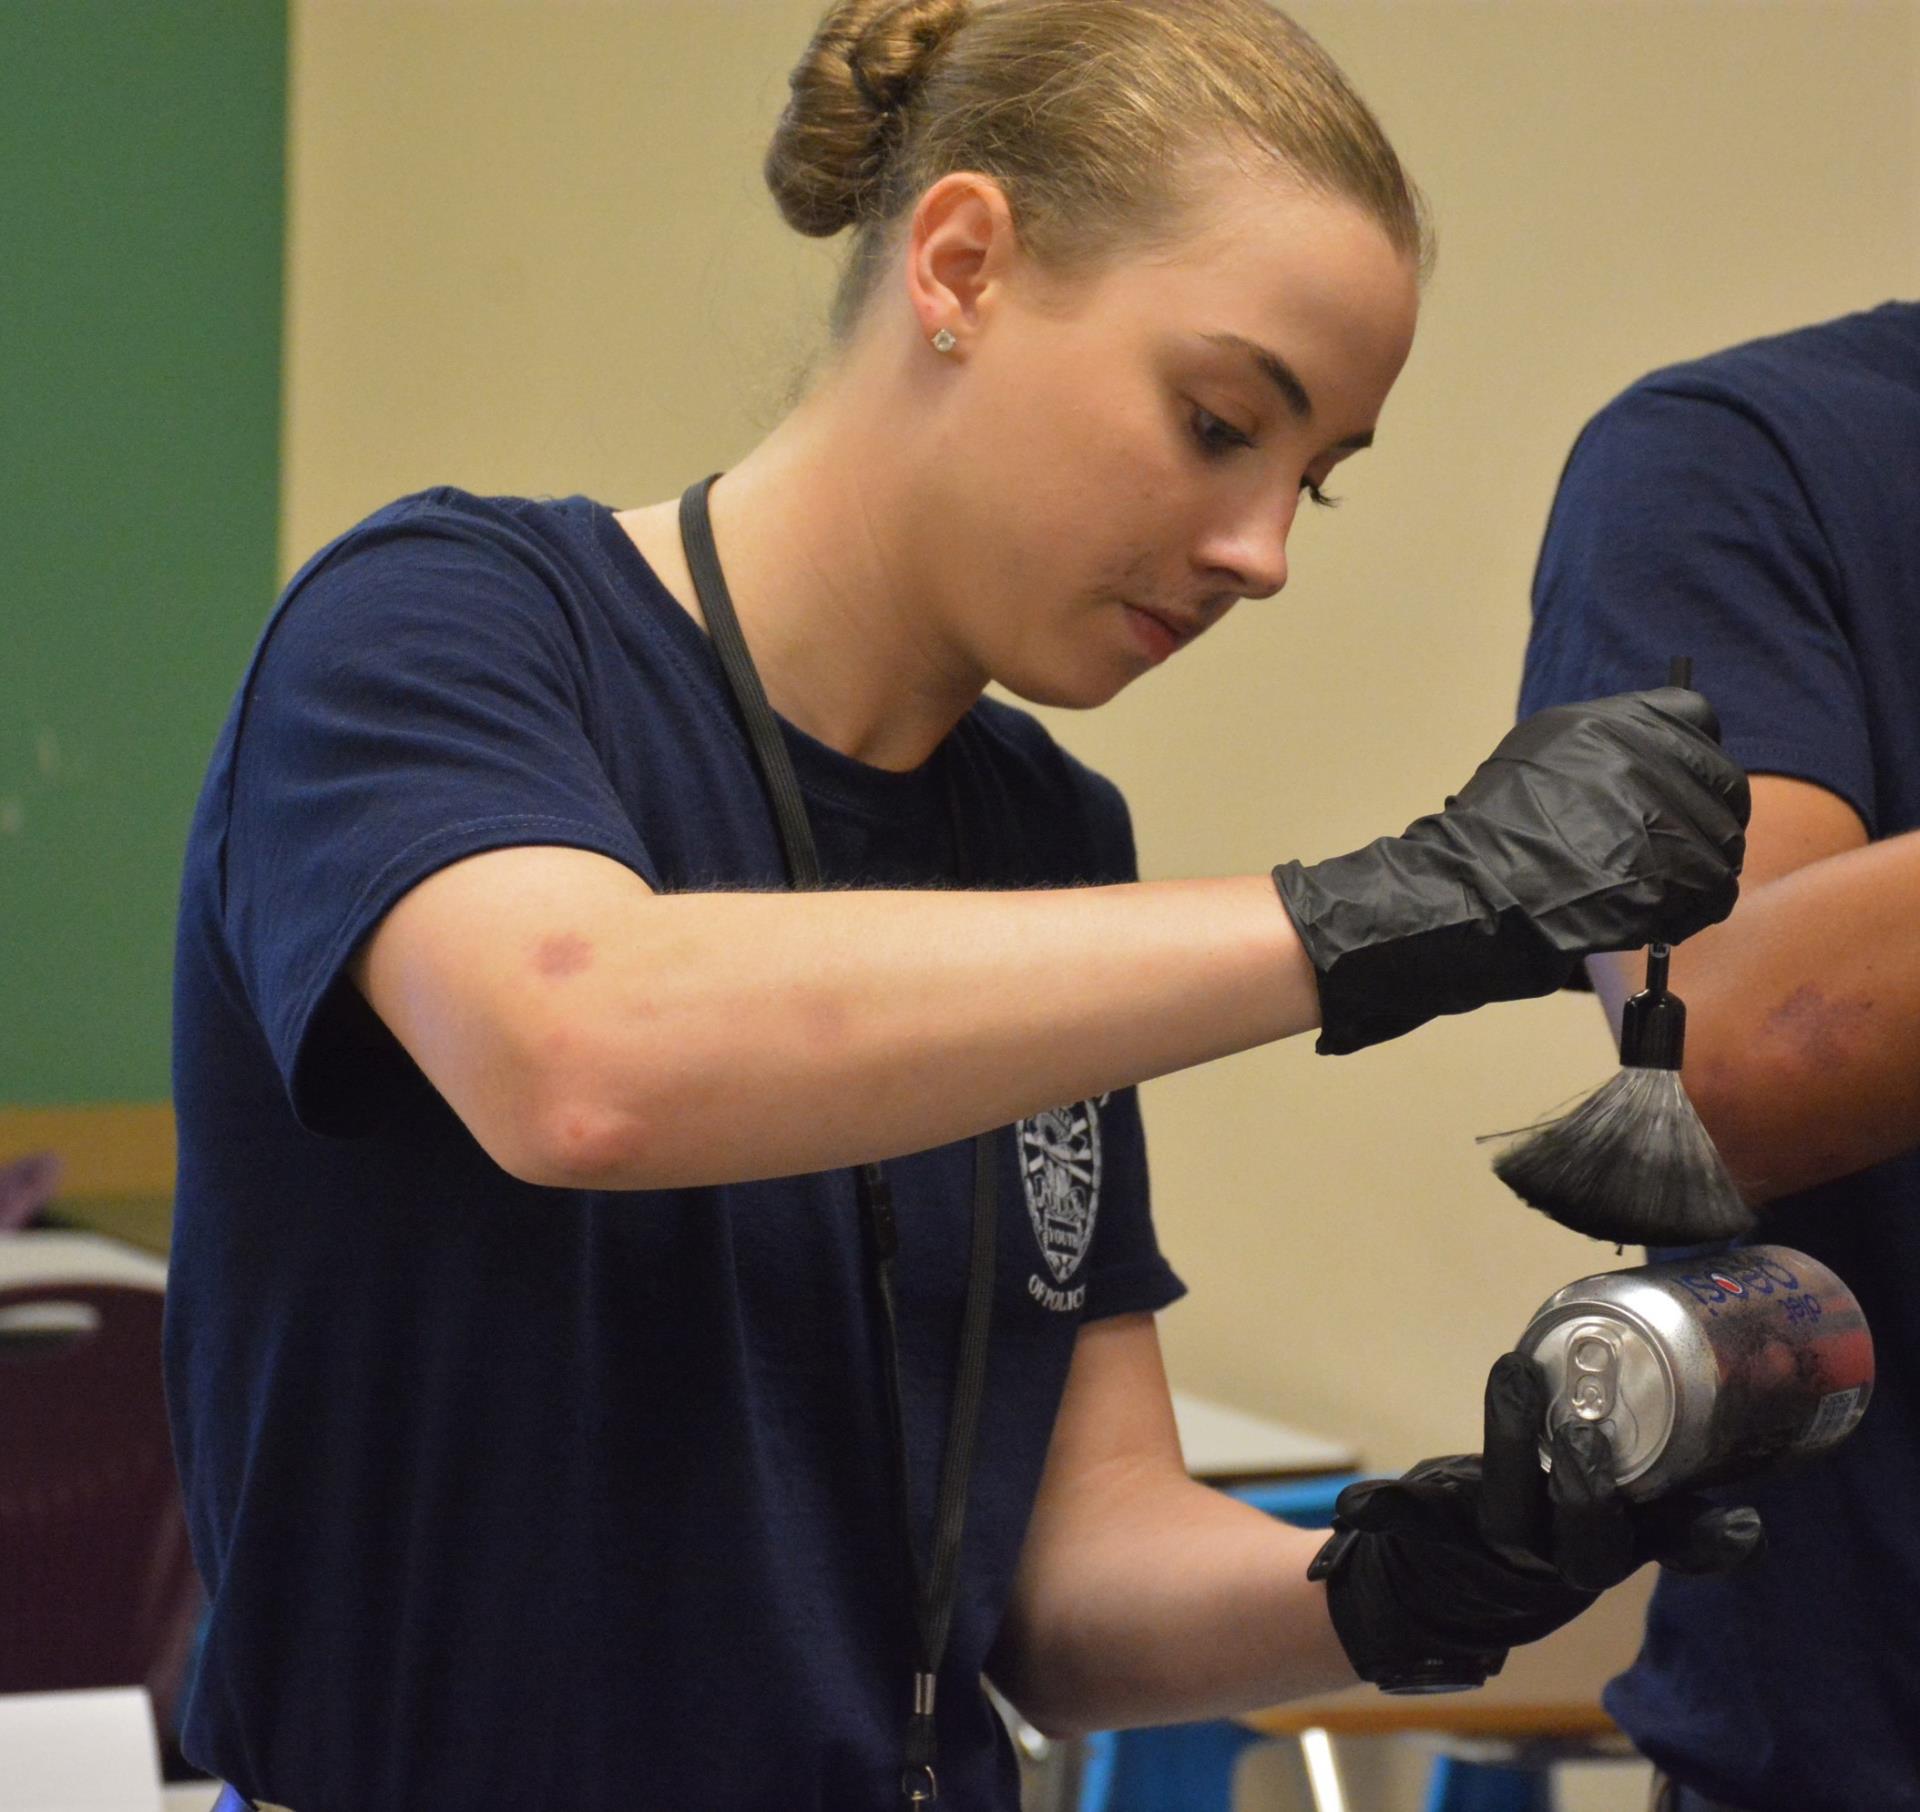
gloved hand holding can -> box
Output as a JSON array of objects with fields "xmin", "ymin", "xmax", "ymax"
[{"xmin": 1309, "ymin": 1352, "xmax": 1764, "ymax": 1694}]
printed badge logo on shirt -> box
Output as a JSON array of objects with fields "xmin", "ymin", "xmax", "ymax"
[{"xmin": 1019, "ymin": 1096, "xmax": 1103, "ymax": 1313}]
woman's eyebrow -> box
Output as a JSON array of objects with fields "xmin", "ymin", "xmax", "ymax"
[
  {"xmin": 1200, "ymin": 331, "xmax": 1314, "ymax": 421},
  {"xmin": 1198, "ymin": 331, "xmax": 1376, "ymax": 453}
]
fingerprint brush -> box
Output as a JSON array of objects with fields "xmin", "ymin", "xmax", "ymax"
[{"xmin": 1484, "ymin": 940, "xmax": 1756, "ymax": 1247}]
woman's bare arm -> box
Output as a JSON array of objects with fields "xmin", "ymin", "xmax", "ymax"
[
  {"xmin": 986, "ymin": 1313, "xmax": 1352, "ymax": 1738},
  {"xmin": 351, "ymin": 844, "xmax": 1319, "ymax": 1189}
]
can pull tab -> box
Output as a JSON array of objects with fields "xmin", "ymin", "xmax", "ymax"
[
  {"xmin": 1536, "ymin": 1313, "xmax": 1654, "ymax": 1489},
  {"xmin": 1566, "ymin": 1324, "xmax": 1621, "ymax": 1424}
]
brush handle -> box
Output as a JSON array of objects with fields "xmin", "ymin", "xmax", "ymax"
[
  {"xmin": 1634, "ymin": 654, "xmax": 1692, "ymax": 1036},
  {"xmin": 1621, "ymin": 945, "xmax": 1686, "ymax": 1068},
  {"xmin": 1645, "ymin": 942, "xmax": 1671, "ymax": 996}
]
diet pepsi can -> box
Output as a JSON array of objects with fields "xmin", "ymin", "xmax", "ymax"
[{"xmin": 1516, "ymin": 1245, "xmax": 1874, "ymax": 1500}]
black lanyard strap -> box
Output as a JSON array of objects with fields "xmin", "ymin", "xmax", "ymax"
[{"xmin": 678, "ymin": 476, "xmax": 999, "ymax": 1807}]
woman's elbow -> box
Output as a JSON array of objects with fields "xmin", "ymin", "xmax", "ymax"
[
  {"xmin": 985, "ymin": 1611, "xmax": 1096, "ymax": 1742},
  {"xmin": 461, "ymin": 1038, "xmax": 664, "ymax": 1189},
  {"xmin": 499, "ymin": 1090, "xmax": 655, "ymax": 1190}
]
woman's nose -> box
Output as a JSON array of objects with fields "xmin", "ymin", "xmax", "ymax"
[{"xmin": 1197, "ymin": 504, "xmax": 1292, "ymax": 602}]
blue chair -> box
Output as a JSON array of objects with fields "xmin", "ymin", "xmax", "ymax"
[{"xmin": 1421, "ymin": 1755, "xmax": 1554, "ymax": 1812}]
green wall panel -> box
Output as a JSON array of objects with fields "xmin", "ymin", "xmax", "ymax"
[{"xmin": 2, "ymin": 2, "xmax": 287, "ymax": 1103}]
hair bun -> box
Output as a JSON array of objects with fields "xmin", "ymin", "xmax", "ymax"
[
  {"xmin": 765, "ymin": 0, "xmax": 971, "ymax": 238},
  {"xmin": 845, "ymin": 0, "xmax": 969, "ymax": 116}
]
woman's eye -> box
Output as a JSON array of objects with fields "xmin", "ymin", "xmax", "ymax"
[
  {"xmin": 1189, "ymin": 407, "xmax": 1254, "ymax": 458},
  {"xmin": 1189, "ymin": 404, "xmax": 1342, "ymax": 505}
]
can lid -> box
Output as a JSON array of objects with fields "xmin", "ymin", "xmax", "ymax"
[{"xmin": 1521, "ymin": 1307, "xmax": 1677, "ymax": 1488}]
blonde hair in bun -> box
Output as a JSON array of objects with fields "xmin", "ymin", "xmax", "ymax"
[{"xmin": 764, "ymin": 0, "xmax": 1430, "ymax": 344}]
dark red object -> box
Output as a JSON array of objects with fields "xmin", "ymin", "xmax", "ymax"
[{"xmin": 0, "ymin": 1281, "xmax": 202, "ymax": 1731}]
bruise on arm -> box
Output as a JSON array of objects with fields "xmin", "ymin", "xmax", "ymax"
[
  {"xmin": 1589, "ymin": 775, "xmax": 1920, "ymax": 1203},
  {"xmin": 532, "ymin": 931, "xmax": 595, "ymax": 981}
]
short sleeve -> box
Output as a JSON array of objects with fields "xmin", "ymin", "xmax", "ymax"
[
  {"xmin": 1056, "ymin": 755, "xmax": 1142, "ymax": 888},
  {"xmin": 221, "ymin": 509, "xmax": 655, "ymax": 1134},
  {"xmin": 1077, "ymin": 1083, "xmax": 1186, "ymax": 1321},
  {"xmin": 1521, "ymin": 383, "xmax": 1875, "ymax": 831}
]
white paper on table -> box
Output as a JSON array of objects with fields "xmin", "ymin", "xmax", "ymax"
[
  {"xmin": 1170, "ymin": 1388, "xmax": 1357, "ymax": 1480},
  {"xmin": 0, "ymin": 1688, "xmax": 163, "ymax": 1812}
]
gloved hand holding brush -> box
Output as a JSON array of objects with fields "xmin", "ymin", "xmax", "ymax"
[
  {"xmin": 1274, "ymin": 686, "xmax": 1751, "ymax": 1055},
  {"xmin": 1310, "ymin": 1352, "xmax": 1764, "ymax": 1693}
]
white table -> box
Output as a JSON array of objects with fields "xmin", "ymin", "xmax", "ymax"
[
  {"xmin": 1171, "ymin": 1388, "xmax": 1359, "ymax": 1484},
  {"xmin": 0, "ymin": 1228, "xmax": 168, "ymax": 1289}
]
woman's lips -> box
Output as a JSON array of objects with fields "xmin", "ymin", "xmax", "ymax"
[{"xmin": 1123, "ymin": 602, "xmax": 1194, "ymax": 664}]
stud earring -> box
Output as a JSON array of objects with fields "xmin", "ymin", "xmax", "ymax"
[{"xmin": 930, "ymin": 328, "xmax": 957, "ymax": 354}]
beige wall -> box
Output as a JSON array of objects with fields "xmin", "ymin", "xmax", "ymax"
[{"xmin": 285, "ymin": 0, "xmax": 1920, "ymax": 1470}]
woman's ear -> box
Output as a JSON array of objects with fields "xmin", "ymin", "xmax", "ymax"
[{"xmin": 904, "ymin": 171, "xmax": 1017, "ymax": 353}]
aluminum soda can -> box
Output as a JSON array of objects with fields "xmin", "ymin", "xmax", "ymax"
[{"xmin": 1515, "ymin": 1244, "xmax": 1874, "ymax": 1500}]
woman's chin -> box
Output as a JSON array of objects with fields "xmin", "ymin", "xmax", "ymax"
[{"xmin": 991, "ymin": 658, "xmax": 1142, "ymax": 713}]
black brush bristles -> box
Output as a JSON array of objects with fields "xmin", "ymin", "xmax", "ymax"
[
  {"xmin": 1483, "ymin": 944, "xmax": 1758, "ymax": 1247},
  {"xmin": 1488, "ymin": 1065, "xmax": 1754, "ymax": 1245}
]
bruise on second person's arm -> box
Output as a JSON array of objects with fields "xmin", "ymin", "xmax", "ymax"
[
  {"xmin": 1589, "ymin": 774, "xmax": 1879, "ymax": 1196},
  {"xmin": 1758, "ymin": 982, "xmax": 1881, "ymax": 1072}
]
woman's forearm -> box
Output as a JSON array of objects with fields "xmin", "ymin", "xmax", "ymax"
[
  {"xmin": 989, "ymin": 1475, "xmax": 1352, "ymax": 1738},
  {"xmin": 357, "ymin": 846, "xmax": 1320, "ymax": 1188}
]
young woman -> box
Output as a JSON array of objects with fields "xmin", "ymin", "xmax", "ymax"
[{"xmin": 171, "ymin": 4, "xmax": 1756, "ymax": 1808}]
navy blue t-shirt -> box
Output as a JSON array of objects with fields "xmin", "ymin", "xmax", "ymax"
[
  {"xmin": 166, "ymin": 488, "xmax": 1186, "ymax": 1812},
  {"xmin": 1521, "ymin": 302, "xmax": 1920, "ymax": 1811}
]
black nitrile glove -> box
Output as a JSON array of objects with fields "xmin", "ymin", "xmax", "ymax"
[
  {"xmin": 1309, "ymin": 1352, "xmax": 1764, "ymax": 1692},
  {"xmin": 1274, "ymin": 688, "xmax": 1751, "ymax": 1054}
]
